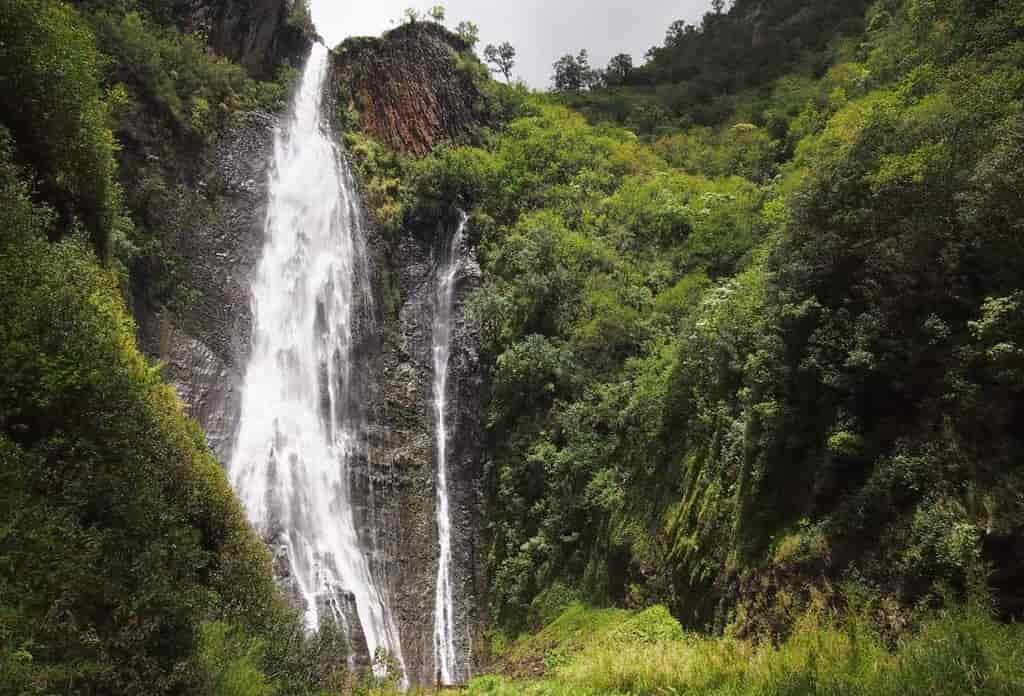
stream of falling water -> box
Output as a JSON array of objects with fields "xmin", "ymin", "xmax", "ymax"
[
  {"xmin": 432, "ymin": 215, "xmax": 467, "ymax": 685},
  {"xmin": 228, "ymin": 44, "xmax": 405, "ymax": 683}
]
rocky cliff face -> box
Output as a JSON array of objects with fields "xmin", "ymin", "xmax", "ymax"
[
  {"xmin": 130, "ymin": 18, "xmax": 488, "ymax": 687},
  {"xmin": 183, "ymin": 0, "xmax": 313, "ymax": 78},
  {"xmin": 327, "ymin": 26, "xmax": 489, "ymax": 682},
  {"xmin": 331, "ymin": 23, "xmax": 487, "ymax": 156},
  {"xmin": 361, "ymin": 218, "xmax": 484, "ymax": 684},
  {"xmin": 126, "ymin": 1, "xmax": 309, "ymax": 453},
  {"xmin": 133, "ymin": 110, "xmax": 275, "ymax": 463}
]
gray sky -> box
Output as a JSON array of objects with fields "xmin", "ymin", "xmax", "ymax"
[{"xmin": 309, "ymin": 0, "xmax": 711, "ymax": 89}]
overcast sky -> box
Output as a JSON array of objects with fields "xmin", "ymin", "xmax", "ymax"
[{"xmin": 309, "ymin": 0, "xmax": 711, "ymax": 89}]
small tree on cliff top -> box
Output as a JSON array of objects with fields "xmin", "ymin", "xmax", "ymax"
[
  {"xmin": 484, "ymin": 42, "xmax": 516, "ymax": 83},
  {"xmin": 428, "ymin": 5, "xmax": 446, "ymax": 23},
  {"xmin": 605, "ymin": 53, "xmax": 634, "ymax": 86},
  {"xmin": 552, "ymin": 50, "xmax": 598, "ymax": 92},
  {"xmin": 456, "ymin": 21, "xmax": 480, "ymax": 49}
]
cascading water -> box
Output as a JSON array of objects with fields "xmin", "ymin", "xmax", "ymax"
[
  {"xmin": 228, "ymin": 44, "xmax": 405, "ymax": 682},
  {"xmin": 432, "ymin": 214, "xmax": 467, "ymax": 685}
]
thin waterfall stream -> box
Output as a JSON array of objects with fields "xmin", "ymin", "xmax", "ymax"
[
  {"xmin": 432, "ymin": 215, "xmax": 467, "ymax": 686},
  {"xmin": 228, "ymin": 44, "xmax": 405, "ymax": 683}
]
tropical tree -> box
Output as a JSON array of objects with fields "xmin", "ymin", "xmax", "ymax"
[
  {"xmin": 551, "ymin": 50, "xmax": 597, "ymax": 92},
  {"xmin": 484, "ymin": 42, "xmax": 516, "ymax": 83},
  {"xmin": 455, "ymin": 20, "xmax": 479, "ymax": 48},
  {"xmin": 605, "ymin": 53, "xmax": 634, "ymax": 86}
]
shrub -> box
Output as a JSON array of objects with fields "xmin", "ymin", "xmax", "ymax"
[{"xmin": 0, "ymin": 0, "xmax": 121, "ymax": 255}]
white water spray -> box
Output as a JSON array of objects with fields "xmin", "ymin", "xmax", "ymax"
[
  {"xmin": 432, "ymin": 214, "xmax": 467, "ymax": 685},
  {"xmin": 228, "ymin": 44, "xmax": 405, "ymax": 682}
]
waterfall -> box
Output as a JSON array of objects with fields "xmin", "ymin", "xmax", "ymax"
[
  {"xmin": 432, "ymin": 214, "xmax": 467, "ymax": 685},
  {"xmin": 228, "ymin": 44, "xmax": 405, "ymax": 683}
]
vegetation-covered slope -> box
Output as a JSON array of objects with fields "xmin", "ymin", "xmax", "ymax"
[
  {"xmin": 562, "ymin": 0, "xmax": 873, "ymax": 132},
  {"xmin": 0, "ymin": 1, "xmax": 344, "ymax": 693},
  {"xmin": 349, "ymin": 0, "xmax": 1024, "ymax": 648},
  {"xmin": 459, "ymin": 600, "xmax": 1024, "ymax": 695}
]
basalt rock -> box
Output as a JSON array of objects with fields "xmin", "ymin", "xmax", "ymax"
[
  {"xmin": 362, "ymin": 215, "xmax": 484, "ymax": 685},
  {"xmin": 331, "ymin": 23, "xmax": 487, "ymax": 156},
  {"xmin": 182, "ymin": 0, "xmax": 314, "ymax": 79},
  {"xmin": 130, "ymin": 23, "xmax": 488, "ymax": 685},
  {"xmin": 133, "ymin": 110, "xmax": 276, "ymax": 463},
  {"xmin": 327, "ymin": 31, "xmax": 488, "ymax": 680}
]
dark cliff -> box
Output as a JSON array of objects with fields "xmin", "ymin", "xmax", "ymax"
[
  {"xmin": 135, "ymin": 16, "xmax": 490, "ymax": 685},
  {"xmin": 131, "ymin": 111, "xmax": 274, "ymax": 462},
  {"xmin": 362, "ymin": 217, "xmax": 484, "ymax": 685},
  {"xmin": 331, "ymin": 22, "xmax": 488, "ymax": 156},
  {"xmin": 182, "ymin": 0, "xmax": 314, "ymax": 78},
  {"xmin": 327, "ymin": 24, "xmax": 490, "ymax": 683},
  {"xmin": 116, "ymin": 4, "xmax": 311, "ymax": 459}
]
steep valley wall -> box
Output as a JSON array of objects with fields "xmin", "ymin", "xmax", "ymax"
[{"xmin": 129, "ymin": 20, "xmax": 489, "ymax": 687}]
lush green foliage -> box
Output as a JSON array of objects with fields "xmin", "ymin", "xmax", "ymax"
[
  {"xmin": 0, "ymin": 0, "xmax": 123, "ymax": 256},
  {"xmin": 458, "ymin": 599, "xmax": 1024, "ymax": 696},
  {"xmin": 87, "ymin": 6, "xmax": 298, "ymax": 141},
  {"xmin": 393, "ymin": 93, "xmax": 774, "ymax": 627},
  {"xmin": 561, "ymin": 0, "xmax": 872, "ymax": 133},
  {"xmin": 359, "ymin": 599, "xmax": 1024, "ymax": 695},
  {"xmin": 387, "ymin": 0, "xmax": 1024, "ymax": 640}
]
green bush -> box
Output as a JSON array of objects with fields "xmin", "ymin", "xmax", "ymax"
[
  {"xmin": 88, "ymin": 10, "xmax": 264, "ymax": 140},
  {"xmin": 198, "ymin": 623, "xmax": 273, "ymax": 696},
  {"xmin": 0, "ymin": 0, "xmax": 121, "ymax": 256}
]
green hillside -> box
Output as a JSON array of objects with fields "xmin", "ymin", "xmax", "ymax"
[
  {"xmin": 0, "ymin": 1, "xmax": 342, "ymax": 693},
  {"xmin": 2, "ymin": 0, "xmax": 1023, "ymax": 693}
]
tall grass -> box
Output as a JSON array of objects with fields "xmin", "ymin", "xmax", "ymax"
[{"xmin": 459, "ymin": 602, "xmax": 1024, "ymax": 696}]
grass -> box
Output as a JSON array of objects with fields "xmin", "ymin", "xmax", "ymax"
[{"xmin": 425, "ymin": 599, "xmax": 1021, "ymax": 696}]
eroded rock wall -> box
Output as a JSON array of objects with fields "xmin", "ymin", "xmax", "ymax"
[
  {"xmin": 362, "ymin": 218, "xmax": 484, "ymax": 684},
  {"xmin": 331, "ymin": 22, "xmax": 486, "ymax": 156},
  {"xmin": 184, "ymin": 0, "xmax": 312, "ymax": 78},
  {"xmin": 328, "ymin": 26, "xmax": 489, "ymax": 683},
  {"xmin": 131, "ymin": 21, "xmax": 489, "ymax": 686},
  {"xmin": 135, "ymin": 110, "xmax": 275, "ymax": 463}
]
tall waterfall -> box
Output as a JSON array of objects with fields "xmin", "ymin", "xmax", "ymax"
[
  {"xmin": 228, "ymin": 44, "xmax": 405, "ymax": 681},
  {"xmin": 432, "ymin": 215, "xmax": 467, "ymax": 685}
]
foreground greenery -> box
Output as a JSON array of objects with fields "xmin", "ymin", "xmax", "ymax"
[
  {"xmin": 467, "ymin": 601, "xmax": 1024, "ymax": 696},
  {"xmin": 360, "ymin": 599, "xmax": 1023, "ymax": 695}
]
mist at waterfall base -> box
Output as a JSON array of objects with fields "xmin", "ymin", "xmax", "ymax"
[
  {"xmin": 227, "ymin": 44, "xmax": 405, "ymax": 683},
  {"xmin": 432, "ymin": 216, "xmax": 467, "ymax": 685}
]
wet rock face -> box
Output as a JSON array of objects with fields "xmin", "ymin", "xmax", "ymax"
[
  {"xmin": 331, "ymin": 23, "xmax": 486, "ymax": 156},
  {"xmin": 183, "ymin": 0, "xmax": 312, "ymax": 78},
  {"xmin": 135, "ymin": 110, "xmax": 276, "ymax": 462},
  {"xmin": 132, "ymin": 44, "xmax": 488, "ymax": 684},
  {"xmin": 363, "ymin": 217, "xmax": 484, "ymax": 685}
]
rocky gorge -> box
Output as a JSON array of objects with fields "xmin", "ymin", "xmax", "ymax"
[{"xmin": 131, "ymin": 15, "xmax": 489, "ymax": 687}]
